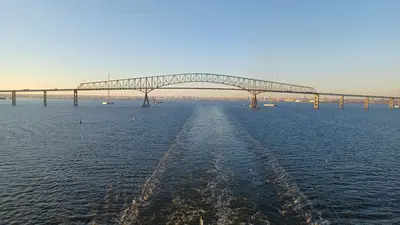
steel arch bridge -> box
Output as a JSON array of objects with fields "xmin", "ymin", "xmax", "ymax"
[
  {"xmin": 76, "ymin": 73, "xmax": 316, "ymax": 107},
  {"xmin": 77, "ymin": 73, "xmax": 316, "ymax": 93}
]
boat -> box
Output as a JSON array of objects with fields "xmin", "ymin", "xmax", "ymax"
[
  {"xmin": 152, "ymin": 97, "xmax": 162, "ymax": 105},
  {"xmin": 395, "ymin": 105, "xmax": 399, "ymax": 108},
  {"xmin": 264, "ymin": 89, "xmax": 277, "ymax": 107},
  {"xmin": 0, "ymin": 97, "xmax": 6, "ymax": 100},
  {"xmin": 102, "ymin": 73, "xmax": 115, "ymax": 105}
]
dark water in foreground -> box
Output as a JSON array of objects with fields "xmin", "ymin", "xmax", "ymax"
[{"xmin": 1, "ymin": 99, "xmax": 400, "ymax": 225}]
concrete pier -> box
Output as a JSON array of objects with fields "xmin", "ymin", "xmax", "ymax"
[
  {"xmin": 142, "ymin": 92, "xmax": 150, "ymax": 107},
  {"xmin": 249, "ymin": 94, "xmax": 259, "ymax": 108},
  {"xmin": 43, "ymin": 91, "xmax": 47, "ymax": 106},
  {"xmin": 11, "ymin": 91, "xmax": 16, "ymax": 106},
  {"xmin": 389, "ymin": 98, "xmax": 394, "ymax": 109},
  {"xmin": 340, "ymin": 96, "xmax": 344, "ymax": 109},
  {"xmin": 314, "ymin": 94, "xmax": 319, "ymax": 109},
  {"xmin": 73, "ymin": 90, "xmax": 78, "ymax": 106},
  {"xmin": 364, "ymin": 98, "xmax": 369, "ymax": 109}
]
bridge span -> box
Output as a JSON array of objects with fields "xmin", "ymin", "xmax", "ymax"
[{"xmin": 1, "ymin": 73, "xmax": 399, "ymax": 109}]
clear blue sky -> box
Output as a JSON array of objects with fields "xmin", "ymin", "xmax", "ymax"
[{"xmin": 1, "ymin": 0, "xmax": 399, "ymax": 95}]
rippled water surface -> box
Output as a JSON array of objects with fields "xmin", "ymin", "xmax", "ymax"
[{"xmin": 1, "ymin": 99, "xmax": 400, "ymax": 225}]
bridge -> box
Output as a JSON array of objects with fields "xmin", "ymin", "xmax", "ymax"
[{"xmin": 1, "ymin": 73, "xmax": 399, "ymax": 109}]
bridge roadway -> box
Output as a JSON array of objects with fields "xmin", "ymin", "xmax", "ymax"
[
  {"xmin": 0, "ymin": 88, "xmax": 398, "ymax": 99},
  {"xmin": 0, "ymin": 73, "xmax": 399, "ymax": 109}
]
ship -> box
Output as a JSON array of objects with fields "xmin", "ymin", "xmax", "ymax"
[
  {"xmin": 102, "ymin": 73, "xmax": 115, "ymax": 105},
  {"xmin": 0, "ymin": 97, "xmax": 6, "ymax": 100}
]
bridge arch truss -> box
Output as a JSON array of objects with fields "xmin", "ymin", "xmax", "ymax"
[{"xmin": 76, "ymin": 73, "xmax": 317, "ymax": 95}]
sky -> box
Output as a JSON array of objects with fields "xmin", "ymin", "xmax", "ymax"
[{"xmin": 1, "ymin": 0, "xmax": 400, "ymax": 96}]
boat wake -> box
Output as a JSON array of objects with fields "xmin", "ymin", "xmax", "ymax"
[
  {"xmin": 230, "ymin": 118, "xmax": 331, "ymax": 225},
  {"xmin": 117, "ymin": 108, "xmax": 199, "ymax": 225},
  {"xmin": 166, "ymin": 153, "xmax": 271, "ymax": 225},
  {"xmin": 160, "ymin": 106, "xmax": 271, "ymax": 224},
  {"xmin": 92, "ymin": 105, "xmax": 329, "ymax": 225},
  {"xmin": 118, "ymin": 140, "xmax": 183, "ymax": 225}
]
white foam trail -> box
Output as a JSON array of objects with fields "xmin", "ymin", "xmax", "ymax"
[
  {"xmin": 234, "ymin": 126, "xmax": 329, "ymax": 224},
  {"xmin": 165, "ymin": 106, "xmax": 272, "ymax": 225},
  {"xmin": 118, "ymin": 142, "xmax": 181, "ymax": 225},
  {"xmin": 166, "ymin": 196, "xmax": 206, "ymax": 225},
  {"xmin": 118, "ymin": 107, "xmax": 198, "ymax": 225},
  {"xmin": 218, "ymin": 109, "xmax": 330, "ymax": 224},
  {"xmin": 207, "ymin": 155, "xmax": 235, "ymax": 225},
  {"xmin": 165, "ymin": 153, "xmax": 235, "ymax": 225},
  {"xmin": 166, "ymin": 152, "xmax": 271, "ymax": 225}
]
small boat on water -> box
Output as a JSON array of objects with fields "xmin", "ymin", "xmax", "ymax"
[
  {"xmin": 152, "ymin": 97, "xmax": 162, "ymax": 105},
  {"xmin": 264, "ymin": 91, "xmax": 277, "ymax": 107},
  {"xmin": 0, "ymin": 97, "xmax": 6, "ymax": 100},
  {"xmin": 395, "ymin": 105, "xmax": 399, "ymax": 108},
  {"xmin": 102, "ymin": 73, "xmax": 115, "ymax": 105}
]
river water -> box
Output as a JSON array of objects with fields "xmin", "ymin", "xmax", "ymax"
[{"xmin": 0, "ymin": 99, "xmax": 399, "ymax": 225}]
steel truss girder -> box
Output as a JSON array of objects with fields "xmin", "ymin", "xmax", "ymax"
[{"xmin": 76, "ymin": 73, "xmax": 317, "ymax": 94}]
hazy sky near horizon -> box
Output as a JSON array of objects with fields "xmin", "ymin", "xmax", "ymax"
[{"xmin": 1, "ymin": 0, "xmax": 400, "ymax": 95}]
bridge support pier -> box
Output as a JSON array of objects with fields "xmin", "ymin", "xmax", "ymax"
[
  {"xmin": 249, "ymin": 94, "xmax": 259, "ymax": 108},
  {"xmin": 142, "ymin": 92, "xmax": 150, "ymax": 107},
  {"xmin": 389, "ymin": 98, "xmax": 394, "ymax": 109},
  {"xmin": 339, "ymin": 96, "xmax": 344, "ymax": 109},
  {"xmin": 43, "ymin": 91, "xmax": 47, "ymax": 106},
  {"xmin": 364, "ymin": 98, "xmax": 369, "ymax": 109},
  {"xmin": 73, "ymin": 90, "xmax": 78, "ymax": 106},
  {"xmin": 314, "ymin": 94, "xmax": 319, "ymax": 109},
  {"xmin": 11, "ymin": 91, "xmax": 16, "ymax": 106}
]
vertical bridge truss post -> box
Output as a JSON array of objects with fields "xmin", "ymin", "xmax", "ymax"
[
  {"xmin": 339, "ymin": 96, "xmax": 344, "ymax": 109},
  {"xmin": 73, "ymin": 90, "xmax": 78, "ymax": 106},
  {"xmin": 314, "ymin": 94, "xmax": 319, "ymax": 109},
  {"xmin": 389, "ymin": 98, "xmax": 394, "ymax": 109},
  {"xmin": 249, "ymin": 92, "xmax": 259, "ymax": 108},
  {"xmin": 43, "ymin": 91, "xmax": 47, "ymax": 106},
  {"xmin": 11, "ymin": 91, "xmax": 16, "ymax": 106},
  {"xmin": 364, "ymin": 98, "xmax": 369, "ymax": 109}
]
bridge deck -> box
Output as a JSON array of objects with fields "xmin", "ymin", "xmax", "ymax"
[{"xmin": 0, "ymin": 88, "xmax": 399, "ymax": 99}]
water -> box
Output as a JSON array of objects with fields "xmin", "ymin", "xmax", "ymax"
[{"xmin": 1, "ymin": 99, "xmax": 400, "ymax": 225}]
